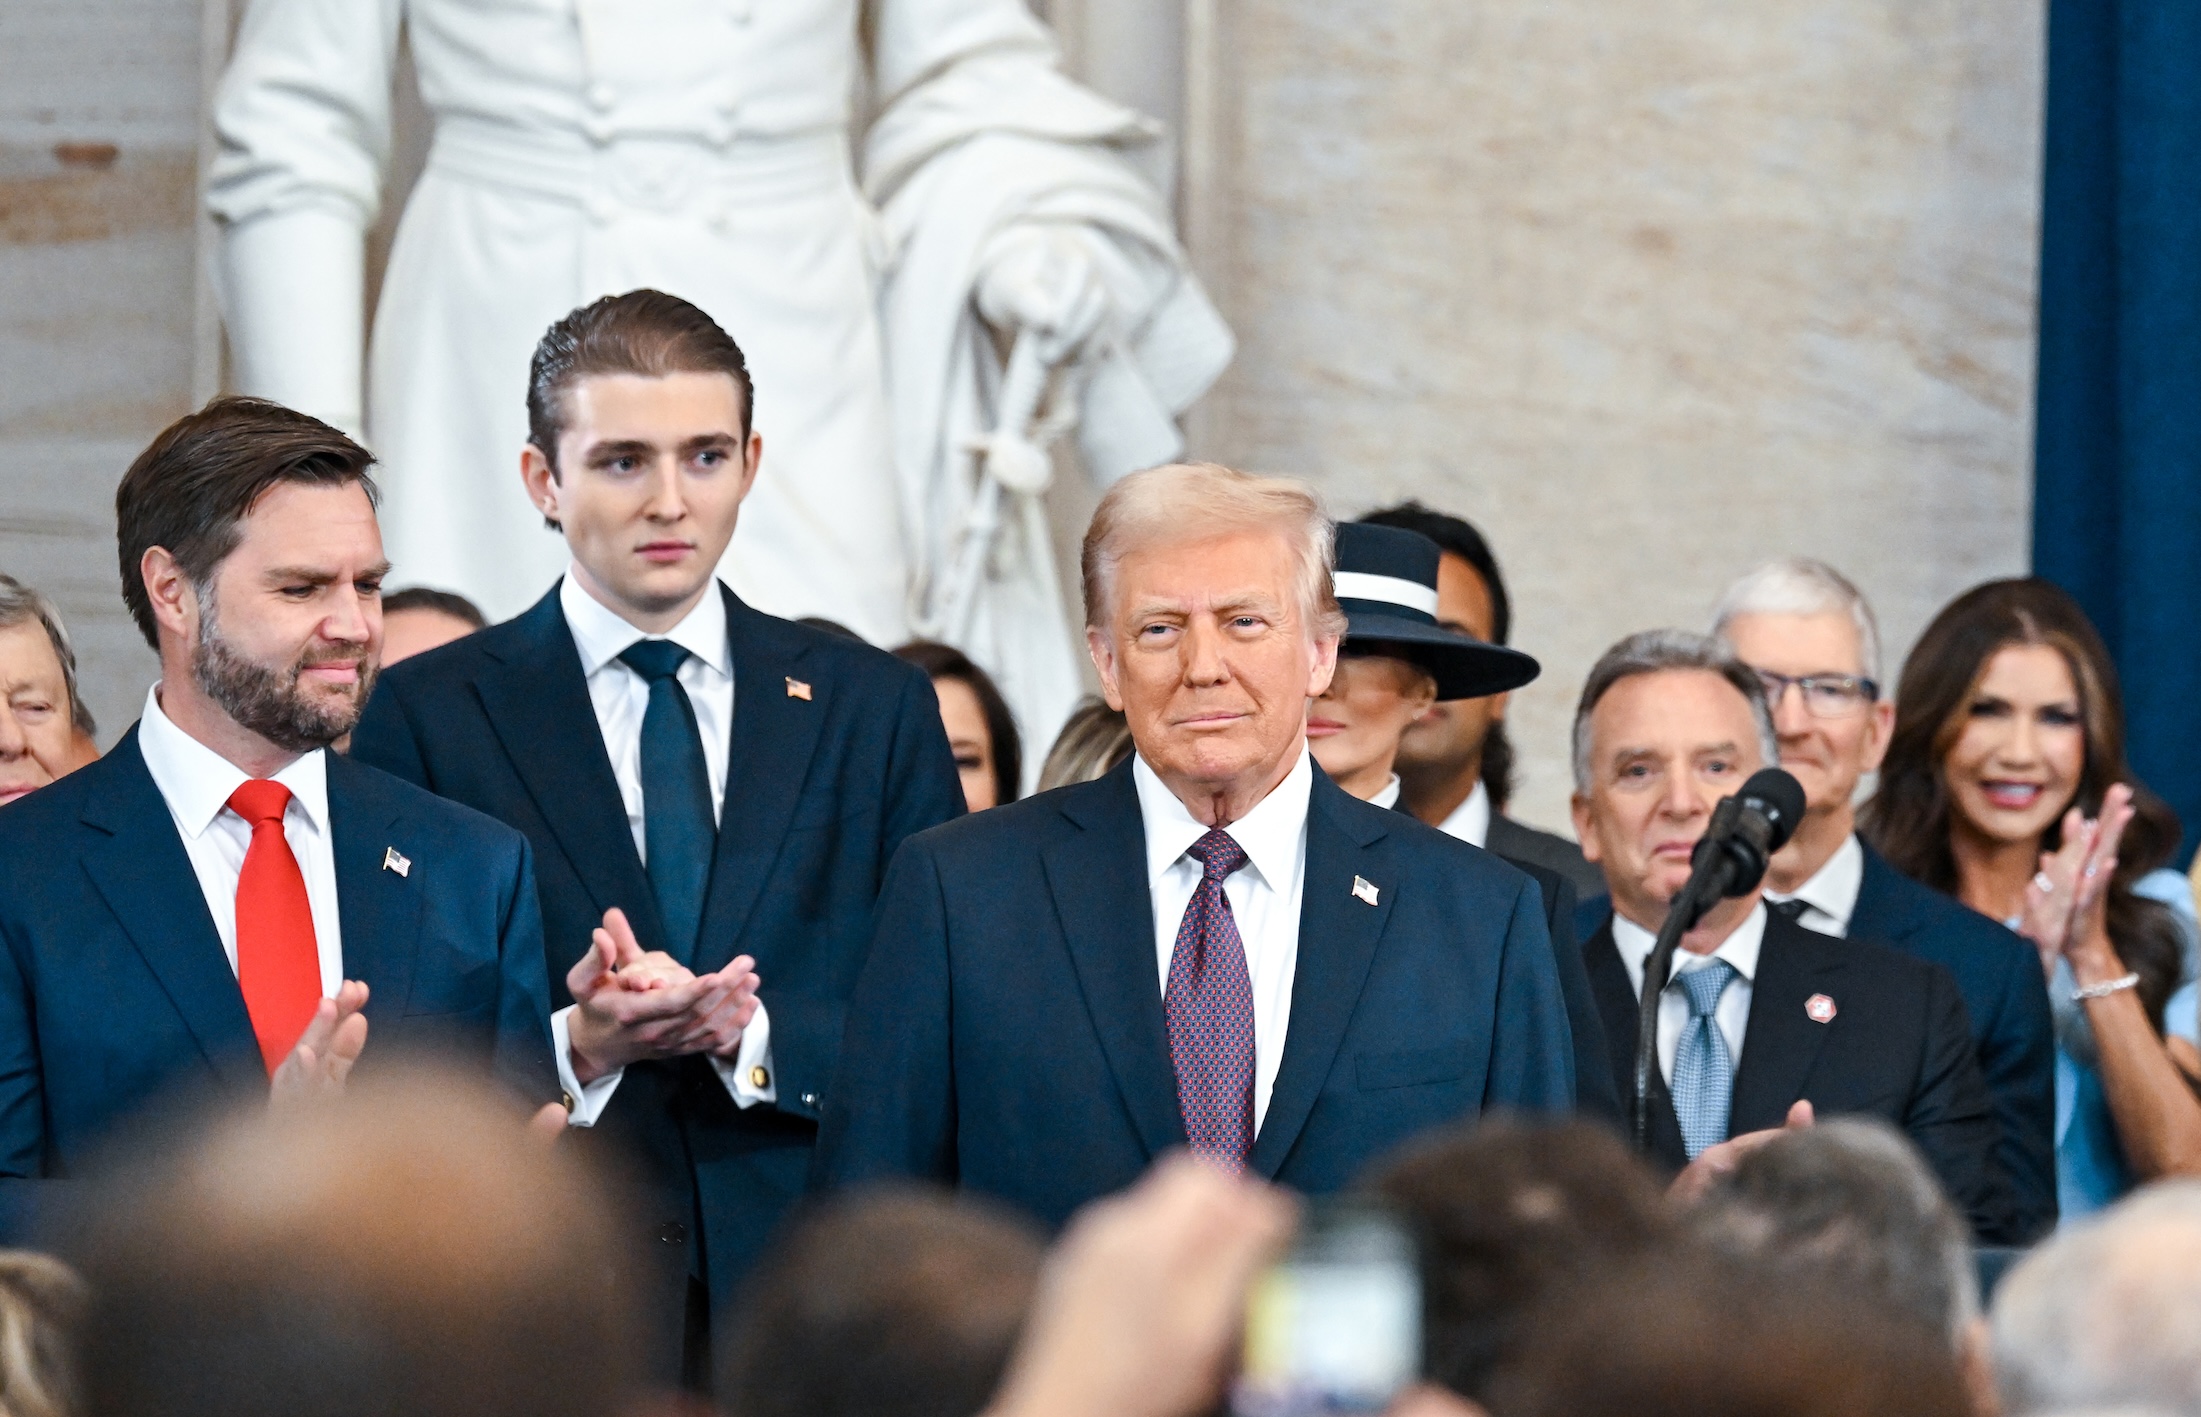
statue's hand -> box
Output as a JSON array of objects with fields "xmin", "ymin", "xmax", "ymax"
[{"xmin": 976, "ymin": 225, "xmax": 1108, "ymax": 364}]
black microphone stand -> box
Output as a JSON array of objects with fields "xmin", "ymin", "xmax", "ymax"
[{"xmin": 1630, "ymin": 796, "xmax": 1739, "ymax": 1155}]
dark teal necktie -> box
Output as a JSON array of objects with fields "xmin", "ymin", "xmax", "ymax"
[{"xmin": 618, "ymin": 639, "xmax": 716, "ymax": 963}]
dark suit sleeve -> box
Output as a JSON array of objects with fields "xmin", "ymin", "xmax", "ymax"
[
  {"xmin": 1977, "ymin": 946, "xmax": 2058, "ymax": 1242},
  {"xmin": 1537, "ymin": 873, "xmax": 1620, "ymax": 1121},
  {"xmin": 810, "ymin": 838, "xmax": 957, "ymax": 1188},
  {"xmin": 350, "ymin": 672, "xmax": 432, "ymax": 789},
  {"xmin": 1484, "ymin": 878, "xmax": 1577, "ymax": 1113},
  {"xmin": 1903, "ymin": 966, "xmax": 2020, "ymax": 1244},
  {"xmin": 491, "ymin": 837, "xmax": 560, "ymax": 1106},
  {"xmin": 766, "ymin": 665, "xmax": 964, "ymax": 1117},
  {"xmin": 0, "ymin": 911, "xmax": 45, "ymax": 1241}
]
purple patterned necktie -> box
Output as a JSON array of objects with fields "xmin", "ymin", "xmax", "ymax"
[{"xmin": 1166, "ymin": 827, "xmax": 1257, "ymax": 1171}]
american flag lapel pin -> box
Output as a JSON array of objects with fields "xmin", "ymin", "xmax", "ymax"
[
  {"xmin": 1805, "ymin": 993, "xmax": 1837, "ymax": 1024},
  {"xmin": 1352, "ymin": 876, "xmax": 1379, "ymax": 906},
  {"xmin": 785, "ymin": 676, "xmax": 812, "ymax": 700},
  {"xmin": 382, "ymin": 846, "xmax": 411, "ymax": 878}
]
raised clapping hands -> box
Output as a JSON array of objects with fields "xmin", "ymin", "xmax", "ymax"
[
  {"xmin": 269, "ymin": 979, "xmax": 369, "ymax": 1105},
  {"xmin": 2019, "ymin": 783, "xmax": 2135, "ymax": 982},
  {"xmin": 564, "ymin": 907, "xmax": 760, "ymax": 1085}
]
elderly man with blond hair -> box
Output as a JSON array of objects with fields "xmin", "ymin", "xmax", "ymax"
[{"xmin": 817, "ymin": 463, "xmax": 1574, "ymax": 1222}]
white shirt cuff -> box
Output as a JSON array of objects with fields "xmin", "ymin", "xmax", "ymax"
[
  {"xmin": 711, "ymin": 1000, "xmax": 777, "ymax": 1108},
  {"xmin": 551, "ymin": 1004, "xmax": 624, "ymax": 1127}
]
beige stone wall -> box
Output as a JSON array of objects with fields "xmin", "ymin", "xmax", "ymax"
[
  {"xmin": 1181, "ymin": 0, "xmax": 2042, "ymax": 835},
  {"xmin": 0, "ymin": 0, "xmax": 205, "ymax": 742}
]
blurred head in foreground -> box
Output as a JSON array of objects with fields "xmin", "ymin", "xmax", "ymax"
[
  {"xmin": 69, "ymin": 1066, "xmax": 635, "ymax": 1417},
  {"xmin": 1991, "ymin": 1181, "xmax": 2201, "ymax": 1416},
  {"xmin": 0, "ymin": 1250, "xmax": 86, "ymax": 1417},
  {"xmin": 719, "ymin": 1187, "xmax": 1045, "ymax": 1417},
  {"xmin": 1364, "ymin": 1119, "xmax": 1672, "ymax": 1403},
  {"xmin": 1492, "ymin": 1248, "xmax": 1970, "ymax": 1417}
]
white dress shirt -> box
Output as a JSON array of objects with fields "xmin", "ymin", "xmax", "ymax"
[
  {"xmin": 1612, "ymin": 903, "xmax": 1768, "ymax": 1085},
  {"xmin": 1135, "ymin": 748, "xmax": 1312, "ymax": 1132},
  {"xmin": 1434, "ymin": 779, "xmax": 1492, "ymax": 850},
  {"xmin": 550, "ymin": 572, "xmax": 775, "ymax": 1123},
  {"xmin": 1370, "ymin": 775, "xmax": 1402, "ymax": 810},
  {"xmin": 1763, "ymin": 833, "xmax": 1865, "ymax": 938},
  {"xmin": 136, "ymin": 686, "xmax": 347, "ymax": 999}
]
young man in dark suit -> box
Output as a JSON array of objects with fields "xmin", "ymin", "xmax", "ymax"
[
  {"xmin": 0, "ymin": 399, "xmax": 558, "ymax": 1241},
  {"xmin": 1357, "ymin": 503, "xmax": 1603, "ymax": 898},
  {"xmin": 1714, "ymin": 558, "xmax": 2055, "ymax": 1240},
  {"xmin": 816, "ymin": 463, "xmax": 1575, "ymax": 1226},
  {"xmin": 1568, "ymin": 629, "xmax": 2019, "ymax": 1242},
  {"xmin": 350, "ymin": 291, "xmax": 964, "ymax": 1386}
]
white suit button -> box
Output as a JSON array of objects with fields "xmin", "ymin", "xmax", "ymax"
[{"xmin": 581, "ymin": 114, "xmax": 614, "ymax": 145}]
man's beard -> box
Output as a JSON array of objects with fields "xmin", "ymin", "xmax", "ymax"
[{"xmin": 192, "ymin": 594, "xmax": 376, "ymax": 753}]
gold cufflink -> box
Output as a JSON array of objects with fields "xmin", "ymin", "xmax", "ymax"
[{"xmin": 750, "ymin": 1065, "xmax": 771, "ymax": 1089}]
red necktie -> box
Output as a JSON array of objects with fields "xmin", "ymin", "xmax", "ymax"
[{"xmin": 227, "ymin": 780, "xmax": 322, "ymax": 1075}]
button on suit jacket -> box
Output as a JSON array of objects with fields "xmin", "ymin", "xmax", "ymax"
[
  {"xmin": 1583, "ymin": 907, "xmax": 2017, "ymax": 1242},
  {"xmin": 349, "ymin": 582, "xmax": 964, "ymax": 1380},
  {"xmin": 816, "ymin": 759, "xmax": 1576, "ymax": 1225},
  {"xmin": 0, "ymin": 732, "xmax": 557, "ymax": 1240}
]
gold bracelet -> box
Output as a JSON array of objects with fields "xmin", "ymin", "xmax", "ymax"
[{"xmin": 2072, "ymin": 971, "xmax": 2141, "ymax": 1002}]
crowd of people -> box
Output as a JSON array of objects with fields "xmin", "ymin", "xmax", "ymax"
[{"xmin": 1, "ymin": 285, "xmax": 2198, "ymax": 1415}]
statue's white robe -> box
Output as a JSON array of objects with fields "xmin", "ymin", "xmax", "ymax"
[{"xmin": 208, "ymin": 0, "xmax": 1229, "ymax": 758}]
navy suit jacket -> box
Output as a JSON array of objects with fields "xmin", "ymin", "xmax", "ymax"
[
  {"xmin": 816, "ymin": 759, "xmax": 1576, "ymax": 1227},
  {"xmin": 1583, "ymin": 908, "xmax": 2018, "ymax": 1242},
  {"xmin": 1849, "ymin": 841, "xmax": 2057, "ymax": 1240},
  {"xmin": 350, "ymin": 582, "xmax": 963, "ymax": 1374},
  {"xmin": 0, "ymin": 731, "xmax": 556, "ymax": 1240}
]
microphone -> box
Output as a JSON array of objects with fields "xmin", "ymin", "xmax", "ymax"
[{"xmin": 1629, "ymin": 767, "xmax": 1807, "ymax": 1153}]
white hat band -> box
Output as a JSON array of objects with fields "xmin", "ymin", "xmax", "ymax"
[{"xmin": 1333, "ymin": 571, "xmax": 1440, "ymax": 618}]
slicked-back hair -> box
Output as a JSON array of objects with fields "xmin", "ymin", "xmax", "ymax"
[
  {"xmin": 381, "ymin": 586, "xmax": 488, "ymax": 630},
  {"xmin": 114, "ymin": 398, "xmax": 379, "ymax": 650},
  {"xmin": 0, "ymin": 573, "xmax": 96, "ymax": 735},
  {"xmin": 527, "ymin": 289, "xmax": 754, "ymax": 470},
  {"xmin": 1571, "ymin": 629, "xmax": 1777, "ymax": 793},
  {"xmin": 1081, "ymin": 462, "xmax": 1345, "ymax": 642}
]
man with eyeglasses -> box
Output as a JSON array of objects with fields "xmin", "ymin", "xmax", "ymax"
[{"xmin": 1714, "ymin": 559, "xmax": 2056, "ymax": 1240}]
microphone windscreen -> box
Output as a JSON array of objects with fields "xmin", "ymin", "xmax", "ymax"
[{"xmin": 1741, "ymin": 767, "xmax": 1808, "ymax": 852}]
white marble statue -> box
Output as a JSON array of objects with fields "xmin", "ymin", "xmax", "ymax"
[{"xmin": 206, "ymin": 0, "xmax": 1232, "ymax": 756}]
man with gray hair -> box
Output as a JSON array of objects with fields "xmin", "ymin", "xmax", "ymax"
[
  {"xmin": 1691, "ymin": 1119, "xmax": 1996, "ymax": 1411},
  {"xmin": 1714, "ymin": 559, "xmax": 2054, "ymax": 1240},
  {"xmin": 818, "ymin": 462, "xmax": 1574, "ymax": 1223},
  {"xmin": 1991, "ymin": 1181, "xmax": 2201, "ymax": 1416},
  {"xmin": 0, "ymin": 574, "xmax": 100, "ymax": 807},
  {"xmin": 1569, "ymin": 630, "xmax": 2013, "ymax": 1238}
]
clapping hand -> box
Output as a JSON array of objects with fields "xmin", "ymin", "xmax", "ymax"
[
  {"xmin": 270, "ymin": 979, "xmax": 369, "ymax": 1105},
  {"xmin": 564, "ymin": 907, "xmax": 760, "ymax": 1084},
  {"xmin": 2020, "ymin": 783, "xmax": 2134, "ymax": 978}
]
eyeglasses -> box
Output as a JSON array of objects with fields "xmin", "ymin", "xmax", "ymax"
[{"xmin": 1754, "ymin": 669, "xmax": 1879, "ymax": 718}]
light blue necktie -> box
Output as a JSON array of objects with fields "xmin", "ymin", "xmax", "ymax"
[{"xmin": 1670, "ymin": 959, "xmax": 1738, "ymax": 1159}]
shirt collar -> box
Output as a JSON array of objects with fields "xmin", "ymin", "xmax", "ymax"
[
  {"xmin": 1437, "ymin": 779, "xmax": 1492, "ymax": 848},
  {"xmin": 1371, "ymin": 775, "xmax": 1402, "ymax": 811},
  {"xmin": 1765, "ymin": 833, "xmax": 1865, "ymax": 933},
  {"xmin": 1133, "ymin": 747, "xmax": 1314, "ymax": 895},
  {"xmin": 560, "ymin": 570, "xmax": 731, "ymax": 680},
  {"xmin": 1611, "ymin": 900, "xmax": 1769, "ymax": 996},
  {"xmin": 135, "ymin": 684, "xmax": 330, "ymax": 839}
]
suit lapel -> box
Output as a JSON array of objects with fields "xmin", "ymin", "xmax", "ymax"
[
  {"xmin": 325, "ymin": 755, "xmax": 422, "ymax": 1016},
  {"xmin": 1729, "ymin": 913, "xmax": 1845, "ymax": 1133},
  {"xmin": 474, "ymin": 588, "xmax": 669, "ymax": 950},
  {"xmin": 1583, "ymin": 917, "xmax": 1688, "ymax": 1168},
  {"xmin": 1249, "ymin": 775, "xmax": 1392, "ymax": 1179},
  {"xmin": 1850, "ymin": 844, "xmax": 1924, "ymax": 946},
  {"xmin": 1043, "ymin": 765, "xmax": 1186, "ymax": 1161},
  {"xmin": 693, "ymin": 588, "xmax": 828, "ymax": 973},
  {"xmin": 76, "ymin": 733, "xmax": 264, "ymax": 1092}
]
